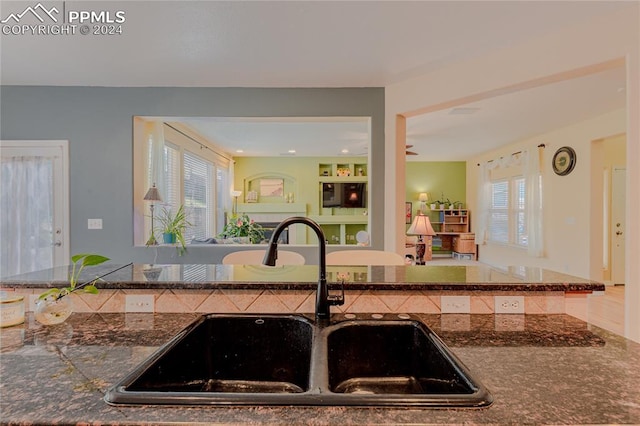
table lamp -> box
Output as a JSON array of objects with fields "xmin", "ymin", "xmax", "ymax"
[
  {"xmin": 407, "ymin": 213, "xmax": 436, "ymax": 265},
  {"xmin": 143, "ymin": 183, "xmax": 163, "ymax": 245},
  {"xmin": 418, "ymin": 192, "xmax": 430, "ymax": 213}
]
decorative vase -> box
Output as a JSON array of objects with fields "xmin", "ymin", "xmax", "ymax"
[
  {"xmin": 34, "ymin": 295, "xmax": 73, "ymax": 326},
  {"xmin": 162, "ymin": 232, "xmax": 176, "ymax": 244},
  {"xmin": 143, "ymin": 267, "xmax": 163, "ymax": 281}
]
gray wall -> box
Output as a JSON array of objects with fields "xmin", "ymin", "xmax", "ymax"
[{"xmin": 0, "ymin": 86, "xmax": 385, "ymax": 265}]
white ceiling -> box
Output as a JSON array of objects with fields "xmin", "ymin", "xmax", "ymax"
[
  {"xmin": 0, "ymin": 1, "xmax": 631, "ymax": 159},
  {"xmin": 178, "ymin": 117, "xmax": 371, "ymax": 158},
  {"xmin": 406, "ymin": 66, "xmax": 627, "ymax": 161}
]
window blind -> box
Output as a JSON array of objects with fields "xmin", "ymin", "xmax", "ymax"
[
  {"xmin": 515, "ymin": 178, "xmax": 527, "ymax": 246},
  {"xmin": 183, "ymin": 150, "xmax": 213, "ymax": 241},
  {"xmin": 490, "ymin": 181, "xmax": 509, "ymax": 243}
]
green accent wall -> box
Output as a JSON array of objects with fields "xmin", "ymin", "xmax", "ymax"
[
  {"xmin": 234, "ymin": 156, "xmax": 367, "ymax": 214},
  {"xmin": 234, "ymin": 156, "xmax": 369, "ymax": 244},
  {"xmin": 405, "ymin": 161, "xmax": 466, "ymax": 217}
]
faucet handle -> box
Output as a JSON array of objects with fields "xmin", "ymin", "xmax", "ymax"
[{"xmin": 327, "ymin": 280, "xmax": 345, "ymax": 306}]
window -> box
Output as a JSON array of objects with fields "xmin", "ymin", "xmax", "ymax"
[
  {"xmin": 138, "ymin": 122, "xmax": 231, "ymax": 245},
  {"xmin": 489, "ymin": 180, "xmax": 509, "ymax": 244},
  {"xmin": 183, "ymin": 150, "xmax": 214, "ymax": 241},
  {"xmin": 489, "ymin": 177, "xmax": 527, "ymax": 247}
]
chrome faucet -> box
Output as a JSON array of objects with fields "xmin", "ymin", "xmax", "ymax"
[{"xmin": 263, "ymin": 216, "xmax": 344, "ymax": 321}]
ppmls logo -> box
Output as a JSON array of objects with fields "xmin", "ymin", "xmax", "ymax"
[
  {"xmin": 1, "ymin": 2, "xmax": 126, "ymax": 36},
  {"xmin": 1, "ymin": 2, "xmax": 60, "ymax": 24}
]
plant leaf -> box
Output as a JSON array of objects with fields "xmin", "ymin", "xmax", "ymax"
[
  {"xmin": 38, "ymin": 288, "xmax": 61, "ymax": 300},
  {"xmin": 81, "ymin": 254, "xmax": 110, "ymax": 267},
  {"xmin": 83, "ymin": 284, "xmax": 99, "ymax": 294},
  {"xmin": 71, "ymin": 253, "xmax": 93, "ymax": 263}
]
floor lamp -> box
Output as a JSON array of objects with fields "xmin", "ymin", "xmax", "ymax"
[
  {"xmin": 231, "ymin": 190, "xmax": 242, "ymax": 216},
  {"xmin": 407, "ymin": 213, "xmax": 436, "ymax": 265},
  {"xmin": 144, "ymin": 183, "xmax": 163, "ymax": 246}
]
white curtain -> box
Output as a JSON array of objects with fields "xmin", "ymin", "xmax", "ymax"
[
  {"xmin": 475, "ymin": 162, "xmax": 491, "ymax": 245},
  {"xmin": 0, "ymin": 156, "xmax": 54, "ymax": 277},
  {"xmin": 149, "ymin": 122, "xmax": 166, "ymax": 198},
  {"xmin": 524, "ymin": 148, "xmax": 544, "ymax": 257},
  {"xmin": 475, "ymin": 158, "xmax": 503, "ymax": 245}
]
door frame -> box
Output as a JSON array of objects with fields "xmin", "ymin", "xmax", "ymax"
[{"xmin": 0, "ymin": 140, "xmax": 70, "ymax": 268}]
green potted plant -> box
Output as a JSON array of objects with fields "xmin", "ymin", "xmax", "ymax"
[
  {"xmin": 36, "ymin": 253, "xmax": 110, "ymax": 325},
  {"xmin": 218, "ymin": 214, "xmax": 265, "ymax": 244},
  {"xmin": 436, "ymin": 193, "xmax": 450, "ymax": 210},
  {"xmin": 157, "ymin": 205, "xmax": 192, "ymax": 254}
]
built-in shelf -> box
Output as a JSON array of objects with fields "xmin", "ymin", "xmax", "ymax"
[{"xmin": 319, "ymin": 162, "xmax": 367, "ymax": 178}]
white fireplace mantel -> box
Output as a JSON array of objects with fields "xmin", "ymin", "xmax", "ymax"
[
  {"xmin": 237, "ymin": 203, "xmax": 306, "ymax": 213},
  {"xmin": 237, "ymin": 203, "xmax": 307, "ymax": 244}
]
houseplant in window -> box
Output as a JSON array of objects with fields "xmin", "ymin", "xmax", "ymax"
[
  {"xmin": 157, "ymin": 205, "xmax": 191, "ymax": 254},
  {"xmin": 218, "ymin": 214, "xmax": 265, "ymax": 244},
  {"xmin": 36, "ymin": 253, "xmax": 110, "ymax": 325}
]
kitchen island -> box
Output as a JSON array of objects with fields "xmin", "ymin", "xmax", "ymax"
[
  {"xmin": 1, "ymin": 263, "xmax": 604, "ymax": 315},
  {"xmin": 1, "ymin": 311, "xmax": 639, "ymax": 425}
]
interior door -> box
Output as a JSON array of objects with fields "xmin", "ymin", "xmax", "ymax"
[
  {"xmin": 611, "ymin": 167, "xmax": 626, "ymax": 284},
  {"xmin": 0, "ymin": 140, "xmax": 69, "ymax": 277}
]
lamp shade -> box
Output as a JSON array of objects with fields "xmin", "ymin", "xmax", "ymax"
[
  {"xmin": 418, "ymin": 192, "xmax": 429, "ymax": 202},
  {"xmin": 143, "ymin": 183, "xmax": 162, "ymax": 202},
  {"xmin": 407, "ymin": 213, "xmax": 436, "ymax": 236}
]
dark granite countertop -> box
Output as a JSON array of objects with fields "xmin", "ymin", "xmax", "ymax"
[
  {"xmin": 0, "ymin": 263, "xmax": 605, "ymax": 292},
  {"xmin": 1, "ymin": 312, "xmax": 638, "ymax": 425}
]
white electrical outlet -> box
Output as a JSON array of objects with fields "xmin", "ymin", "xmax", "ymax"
[
  {"xmin": 494, "ymin": 296, "xmax": 525, "ymax": 314},
  {"xmin": 441, "ymin": 296, "xmax": 470, "ymax": 314},
  {"xmin": 88, "ymin": 218, "xmax": 103, "ymax": 229},
  {"xmin": 125, "ymin": 295, "xmax": 154, "ymax": 313}
]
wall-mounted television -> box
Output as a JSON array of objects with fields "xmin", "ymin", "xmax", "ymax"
[{"xmin": 322, "ymin": 182, "xmax": 367, "ymax": 208}]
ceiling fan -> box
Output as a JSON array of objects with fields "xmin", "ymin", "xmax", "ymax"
[{"xmin": 406, "ymin": 145, "xmax": 418, "ymax": 156}]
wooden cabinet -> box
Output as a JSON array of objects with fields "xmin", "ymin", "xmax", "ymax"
[
  {"xmin": 430, "ymin": 209, "xmax": 470, "ymax": 233},
  {"xmin": 453, "ymin": 234, "xmax": 476, "ymax": 254},
  {"xmin": 430, "ymin": 209, "xmax": 475, "ymax": 258}
]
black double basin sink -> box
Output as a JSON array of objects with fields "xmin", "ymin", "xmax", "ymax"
[{"xmin": 105, "ymin": 314, "xmax": 492, "ymax": 408}]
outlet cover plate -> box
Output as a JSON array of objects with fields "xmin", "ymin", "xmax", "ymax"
[
  {"xmin": 125, "ymin": 295, "xmax": 154, "ymax": 313},
  {"xmin": 494, "ymin": 296, "xmax": 525, "ymax": 314},
  {"xmin": 88, "ymin": 218, "xmax": 103, "ymax": 229},
  {"xmin": 441, "ymin": 295, "xmax": 471, "ymax": 314}
]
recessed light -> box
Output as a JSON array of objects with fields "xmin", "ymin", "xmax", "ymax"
[
  {"xmin": 341, "ymin": 149, "xmax": 349, "ymax": 154},
  {"xmin": 288, "ymin": 149, "xmax": 296, "ymax": 154},
  {"xmin": 236, "ymin": 149, "xmax": 244, "ymax": 153}
]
